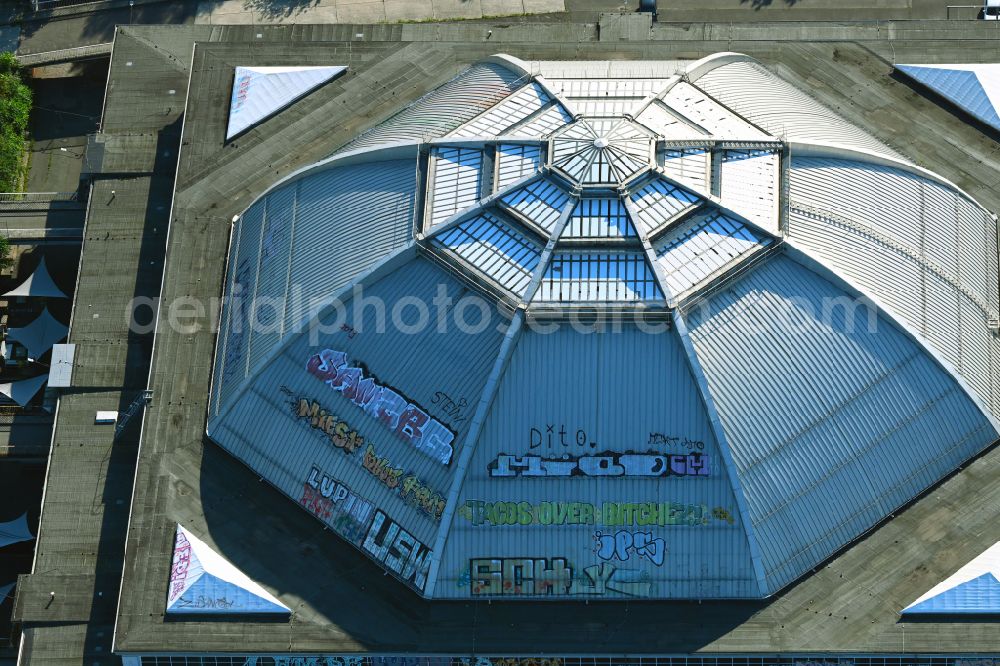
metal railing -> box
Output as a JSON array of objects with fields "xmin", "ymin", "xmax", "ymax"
[{"xmin": 0, "ymin": 192, "xmax": 79, "ymax": 204}]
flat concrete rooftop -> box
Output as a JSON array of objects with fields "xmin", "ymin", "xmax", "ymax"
[{"xmin": 16, "ymin": 15, "xmax": 1000, "ymax": 664}]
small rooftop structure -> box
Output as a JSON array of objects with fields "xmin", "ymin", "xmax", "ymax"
[
  {"xmin": 6, "ymin": 309, "xmax": 68, "ymax": 360},
  {"xmin": 896, "ymin": 63, "xmax": 1000, "ymax": 132},
  {"xmin": 227, "ymin": 65, "xmax": 348, "ymax": 140},
  {"xmin": 166, "ymin": 524, "xmax": 291, "ymax": 615},
  {"xmin": 0, "ymin": 374, "xmax": 47, "ymax": 408},
  {"xmin": 1, "ymin": 257, "xmax": 67, "ymax": 299},
  {"xmin": 903, "ymin": 540, "xmax": 1000, "ymax": 615}
]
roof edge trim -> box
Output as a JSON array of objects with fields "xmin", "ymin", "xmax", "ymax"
[
  {"xmin": 684, "ymin": 52, "xmax": 756, "ymax": 82},
  {"xmin": 673, "ymin": 309, "xmax": 769, "ymax": 597},
  {"xmin": 788, "ymin": 141, "xmax": 985, "ymax": 211},
  {"xmin": 234, "ymin": 140, "xmax": 421, "ymax": 222}
]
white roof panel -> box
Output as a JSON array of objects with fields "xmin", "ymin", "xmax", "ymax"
[
  {"xmin": 428, "ymin": 147, "xmax": 483, "ymax": 228},
  {"xmin": 661, "ymin": 82, "xmax": 770, "ymax": 140},
  {"xmin": 720, "ymin": 149, "xmax": 780, "ymax": 234},
  {"xmin": 903, "ymin": 539, "xmax": 1000, "ymax": 614},
  {"xmin": 227, "ymin": 65, "xmax": 347, "ymax": 140},
  {"xmin": 49, "ymin": 344, "xmax": 75, "ymax": 388},
  {"xmin": 167, "ymin": 524, "xmax": 290, "ymax": 615},
  {"xmin": 495, "ymin": 144, "xmax": 542, "ymax": 191}
]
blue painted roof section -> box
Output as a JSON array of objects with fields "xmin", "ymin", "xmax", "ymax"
[
  {"xmin": 896, "ymin": 65, "xmax": 1000, "ymax": 130},
  {"xmin": 904, "ymin": 572, "xmax": 1000, "ymax": 615}
]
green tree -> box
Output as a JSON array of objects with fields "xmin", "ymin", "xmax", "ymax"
[
  {"xmin": 0, "ymin": 51, "xmax": 31, "ymax": 192},
  {"xmin": 0, "ymin": 236, "xmax": 12, "ymax": 272}
]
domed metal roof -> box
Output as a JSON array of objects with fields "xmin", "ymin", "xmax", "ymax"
[{"xmin": 207, "ymin": 53, "xmax": 1000, "ymax": 601}]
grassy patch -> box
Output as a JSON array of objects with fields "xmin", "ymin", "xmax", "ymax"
[{"xmin": 0, "ymin": 52, "xmax": 32, "ymax": 193}]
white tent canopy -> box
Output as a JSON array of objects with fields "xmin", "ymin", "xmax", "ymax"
[
  {"xmin": 7, "ymin": 308, "xmax": 68, "ymax": 359},
  {"xmin": 166, "ymin": 524, "xmax": 290, "ymax": 615},
  {"xmin": 0, "ymin": 374, "xmax": 47, "ymax": 407},
  {"xmin": 0, "ymin": 512, "xmax": 34, "ymax": 548},
  {"xmin": 227, "ymin": 65, "xmax": 347, "ymax": 140},
  {"xmin": 2, "ymin": 257, "xmax": 68, "ymax": 299}
]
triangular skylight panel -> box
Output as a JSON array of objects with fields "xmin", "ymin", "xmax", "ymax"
[
  {"xmin": 167, "ymin": 524, "xmax": 290, "ymax": 615},
  {"xmin": 897, "ymin": 64, "xmax": 1000, "ymax": 131},
  {"xmin": 902, "ymin": 540, "xmax": 1000, "ymax": 615},
  {"xmin": 227, "ymin": 66, "xmax": 347, "ymax": 140}
]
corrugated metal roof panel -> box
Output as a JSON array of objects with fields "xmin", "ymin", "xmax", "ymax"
[
  {"xmin": 342, "ymin": 63, "xmax": 524, "ymax": 153},
  {"xmin": 695, "ymin": 59, "xmax": 905, "ymax": 161},
  {"xmin": 208, "ymin": 257, "xmax": 507, "ymax": 595},
  {"xmin": 788, "ymin": 157, "xmax": 999, "ymax": 417},
  {"xmin": 245, "ymin": 183, "xmax": 296, "ymax": 371},
  {"xmin": 284, "ymin": 159, "xmax": 416, "ymax": 332},
  {"xmin": 685, "ymin": 254, "xmax": 998, "ymax": 593},
  {"xmin": 214, "ymin": 201, "xmax": 265, "ymax": 411},
  {"xmin": 438, "ymin": 325, "xmax": 759, "ymax": 599},
  {"xmin": 495, "ymin": 144, "xmax": 542, "ymax": 191},
  {"xmin": 450, "ymin": 81, "xmax": 552, "ymax": 138},
  {"xmin": 661, "ymin": 82, "xmax": 771, "ymax": 140},
  {"xmin": 428, "ymin": 147, "xmax": 483, "ymax": 228}
]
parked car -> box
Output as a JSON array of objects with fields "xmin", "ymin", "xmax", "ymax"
[
  {"xmin": 639, "ymin": 0, "xmax": 657, "ymax": 21},
  {"xmin": 984, "ymin": 0, "xmax": 1000, "ymax": 20}
]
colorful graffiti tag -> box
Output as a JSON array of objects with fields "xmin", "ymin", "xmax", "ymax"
[
  {"xmin": 306, "ymin": 349, "xmax": 455, "ymax": 465},
  {"xmin": 168, "ymin": 530, "xmax": 193, "ymax": 603},
  {"xmin": 469, "ymin": 558, "xmax": 652, "ymax": 597},
  {"xmin": 457, "ymin": 500, "xmax": 733, "ymax": 527},
  {"xmin": 362, "ymin": 510, "xmax": 433, "ymax": 592},
  {"xmin": 488, "ymin": 452, "xmax": 710, "ymax": 477},
  {"xmin": 300, "ymin": 465, "xmax": 375, "ymax": 543},
  {"xmin": 648, "ymin": 432, "xmax": 705, "ymax": 450},
  {"xmin": 594, "ymin": 530, "xmax": 666, "ymax": 566},
  {"xmin": 362, "ymin": 445, "xmax": 446, "ymax": 520},
  {"xmin": 294, "ymin": 397, "xmax": 366, "ymax": 454}
]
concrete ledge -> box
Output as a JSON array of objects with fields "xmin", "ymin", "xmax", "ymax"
[{"xmin": 17, "ymin": 42, "xmax": 112, "ymax": 67}]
